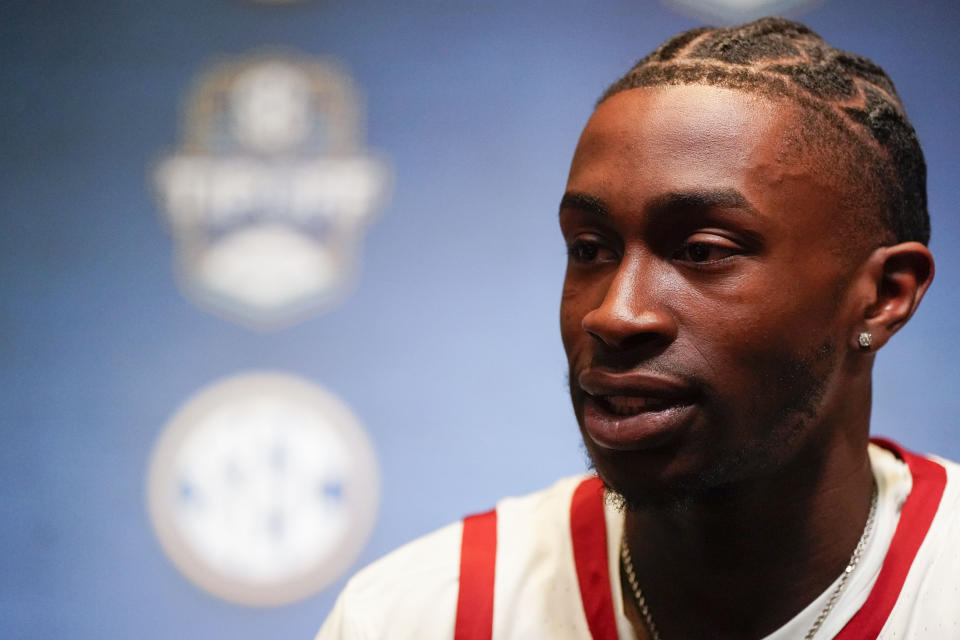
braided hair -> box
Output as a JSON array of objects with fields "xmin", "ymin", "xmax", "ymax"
[{"xmin": 601, "ymin": 18, "xmax": 929, "ymax": 247}]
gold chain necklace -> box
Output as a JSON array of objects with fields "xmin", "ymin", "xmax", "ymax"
[{"xmin": 620, "ymin": 484, "xmax": 878, "ymax": 640}]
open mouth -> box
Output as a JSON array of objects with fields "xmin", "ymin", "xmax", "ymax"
[
  {"xmin": 593, "ymin": 394, "xmax": 680, "ymax": 416},
  {"xmin": 576, "ymin": 368, "xmax": 699, "ymax": 449},
  {"xmin": 580, "ymin": 389, "xmax": 697, "ymax": 450}
]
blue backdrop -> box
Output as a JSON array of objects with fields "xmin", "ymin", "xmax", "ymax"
[{"xmin": 2, "ymin": 1, "xmax": 959, "ymax": 638}]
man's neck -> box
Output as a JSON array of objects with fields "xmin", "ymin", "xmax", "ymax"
[{"xmin": 620, "ymin": 434, "xmax": 875, "ymax": 640}]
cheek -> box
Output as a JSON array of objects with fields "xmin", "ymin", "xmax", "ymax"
[
  {"xmin": 559, "ymin": 285, "xmax": 584, "ymax": 355},
  {"xmin": 559, "ymin": 274, "xmax": 602, "ymax": 350},
  {"xmin": 674, "ymin": 275, "xmax": 844, "ymax": 367}
]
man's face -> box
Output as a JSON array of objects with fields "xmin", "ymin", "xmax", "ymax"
[{"xmin": 560, "ymin": 85, "xmax": 862, "ymax": 505}]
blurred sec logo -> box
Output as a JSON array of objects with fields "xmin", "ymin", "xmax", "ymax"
[
  {"xmin": 146, "ymin": 372, "xmax": 380, "ymax": 606},
  {"xmin": 153, "ymin": 54, "xmax": 391, "ymax": 330}
]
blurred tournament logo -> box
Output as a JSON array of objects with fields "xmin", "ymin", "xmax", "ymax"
[
  {"xmin": 146, "ymin": 372, "xmax": 380, "ymax": 606},
  {"xmin": 661, "ymin": 0, "xmax": 820, "ymax": 22},
  {"xmin": 153, "ymin": 54, "xmax": 391, "ymax": 329}
]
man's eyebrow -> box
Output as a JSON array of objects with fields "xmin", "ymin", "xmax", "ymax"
[
  {"xmin": 648, "ymin": 188, "xmax": 760, "ymax": 218},
  {"xmin": 559, "ymin": 188, "xmax": 760, "ymax": 220},
  {"xmin": 558, "ymin": 192, "xmax": 611, "ymax": 218}
]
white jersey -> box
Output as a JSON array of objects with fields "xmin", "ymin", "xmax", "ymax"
[{"xmin": 317, "ymin": 440, "xmax": 960, "ymax": 639}]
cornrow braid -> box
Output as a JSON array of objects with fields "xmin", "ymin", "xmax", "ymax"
[{"xmin": 600, "ymin": 17, "xmax": 929, "ymax": 246}]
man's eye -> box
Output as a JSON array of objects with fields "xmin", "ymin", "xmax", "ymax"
[
  {"xmin": 567, "ymin": 240, "xmax": 611, "ymax": 264},
  {"xmin": 674, "ymin": 239, "xmax": 739, "ymax": 264}
]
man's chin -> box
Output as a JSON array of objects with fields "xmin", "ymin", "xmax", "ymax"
[
  {"xmin": 584, "ymin": 425, "xmax": 812, "ymax": 513},
  {"xmin": 599, "ymin": 473, "xmax": 741, "ymax": 513},
  {"xmin": 582, "ymin": 442, "xmax": 708, "ymax": 512},
  {"xmin": 582, "ymin": 437, "xmax": 762, "ymax": 513}
]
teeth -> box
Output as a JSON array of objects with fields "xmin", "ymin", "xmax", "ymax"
[{"xmin": 601, "ymin": 395, "xmax": 669, "ymax": 416}]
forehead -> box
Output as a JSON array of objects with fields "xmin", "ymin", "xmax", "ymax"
[
  {"xmin": 574, "ymin": 84, "xmax": 788, "ymax": 168},
  {"xmin": 566, "ymin": 84, "xmax": 839, "ymax": 232}
]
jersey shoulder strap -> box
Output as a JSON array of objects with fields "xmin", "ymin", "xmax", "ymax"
[
  {"xmin": 570, "ymin": 476, "xmax": 620, "ymax": 640},
  {"xmin": 454, "ymin": 509, "xmax": 497, "ymax": 640},
  {"xmin": 453, "ymin": 475, "xmax": 619, "ymax": 640},
  {"xmin": 835, "ymin": 439, "xmax": 948, "ymax": 638}
]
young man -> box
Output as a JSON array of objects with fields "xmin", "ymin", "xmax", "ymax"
[{"xmin": 318, "ymin": 18, "xmax": 958, "ymax": 639}]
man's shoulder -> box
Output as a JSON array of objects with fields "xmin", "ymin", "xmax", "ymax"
[
  {"xmin": 896, "ymin": 445, "xmax": 960, "ymax": 513},
  {"xmin": 317, "ymin": 474, "xmax": 592, "ymax": 639},
  {"xmin": 928, "ymin": 450, "xmax": 960, "ymax": 476},
  {"xmin": 923, "ymin": 450, "xmax": 960, "ymax": 535},
  {"xmin": 873, "ymin": 446, "xmax": 960, "ymax": 637},
  {"xmin": 874, "ymin": 441, "xmax": 960, "ymax": 531}
]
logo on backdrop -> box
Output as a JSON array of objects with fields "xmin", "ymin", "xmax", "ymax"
[
  {"xmin": 661, "ymin": 0, "xmax": 820, "ymax": 23},
  {"xmin": 146, "ymin": 372, "xmax": 380, "ymax": 606},
  {"xmin": 153, "ymin": 53, "xmax": 391, "ymax": 329}
]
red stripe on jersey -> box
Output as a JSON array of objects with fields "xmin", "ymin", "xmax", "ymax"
[
  {"xmin": 455, "ymin": 509, "xmax": 498, "ymax": 640},
  {"xmin": 570, "ymin": 476, "xmax": 620, "ymax": 640},
  {"xmin": 835, "ymin": 439, "xmax": 947, "ymax": 639}
]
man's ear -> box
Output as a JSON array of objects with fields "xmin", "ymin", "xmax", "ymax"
[{"xmin": 855, "ymin": 242, "xmax": 934, "ymax": 351}]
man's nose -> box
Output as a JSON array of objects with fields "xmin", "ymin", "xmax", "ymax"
[{"xmin": 581, "ymin": 257, "xmax": 677, "ymax": 350}]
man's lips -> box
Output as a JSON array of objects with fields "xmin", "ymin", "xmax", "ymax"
[
  {"xmin": 593, "ymin": 394, "xmax": 678, "ymax": 415},
  {"xmin": 577, "ymin": 368, "xmax": 698, "ymax": 450},
  {"xmin": 578, "ymin": 368, "xmax": 696, "ymax": 404}
]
